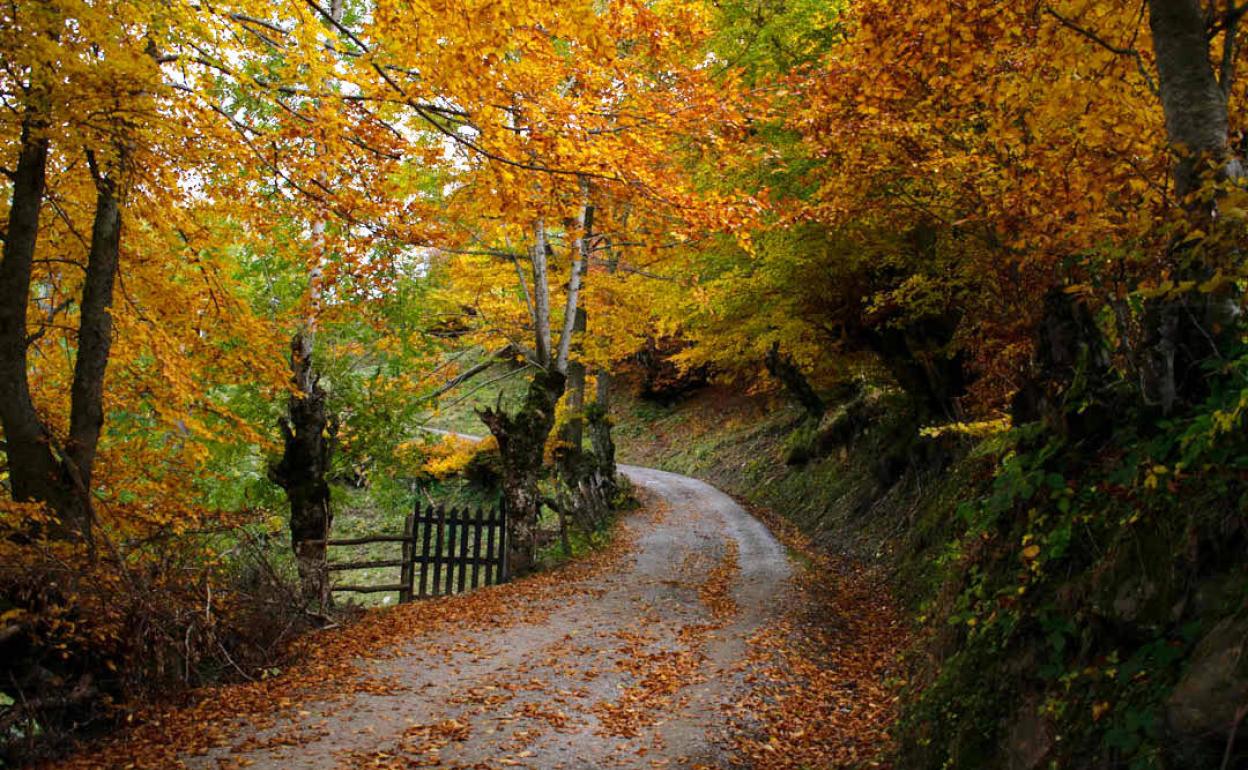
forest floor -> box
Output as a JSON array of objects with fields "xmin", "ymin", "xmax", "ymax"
[{"xmin": 49, "ymin": 463, "xmax": 904, "ymax": 770}]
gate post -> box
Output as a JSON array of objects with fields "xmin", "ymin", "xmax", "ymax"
[
  {"xmin": 499, "ymin": 493, "xmax": 510, "ymax": 582},
  {"xmin": 398, "ymin": 511, "xmax": 415, "ymax": 603}
]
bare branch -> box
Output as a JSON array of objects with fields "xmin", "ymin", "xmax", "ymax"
[
  {"xmin": 556, "ymin": 178, "xmax": 593, "ymax": 373},
  {"xmin": 426, "ymin": 345, "xmax": 516, "ymax": 399},
  {"xmin": 530, "ymin": 219, "xmax": 552, "ymax": 367},
  {"xmin": 425, "ymin": 362, "xmax": 533, "ymax": 416}
]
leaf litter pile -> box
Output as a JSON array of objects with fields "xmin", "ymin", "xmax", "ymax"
[{"xmin": 725, "ymin": 508, "xmax": 909, "ymax": 769}]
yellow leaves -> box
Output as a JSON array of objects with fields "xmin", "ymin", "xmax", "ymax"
[
  {"xmin": 0, "ymin": 501, "xmax": 56, "ymax": 528},
  {"xmin": 1142, "ymin": 464, "xmax": 1168, "ymax": 491},
  {"xmin": 0, "ymin": 608, "xmax": 28, "ymax": 625},
  {"xmin": 920, "ymin": 418, "xmax": 1012, "ymax": 439},
  {"xmin": 421, "ymin": 434, "xmax": 497, "ymax": 479}
]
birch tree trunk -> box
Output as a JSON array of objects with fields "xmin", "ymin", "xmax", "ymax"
[
  {"xmin": 1148, "ymin": 0, "xmax": 1238, "ymax": 200},
  {"xmin": 554, "ymin": 186, "xmax": 616, "ymax": 531},
  {"xmin": 559, "ymin": 183, "xmax": 594, "ymax": 450}
]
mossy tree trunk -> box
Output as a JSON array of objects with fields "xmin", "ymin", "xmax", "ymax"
[
  {"xmin": 480, "ymin": 367, "xmax": 566, "ymax": 575},
  {"xmin": 269, "ymin": 336, "xmax": 337, "ymax": 611},
  {"xmin": 588, "ymin": 372, "xmax": 617, "ymax": 484}
]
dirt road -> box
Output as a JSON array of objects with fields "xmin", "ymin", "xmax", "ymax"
[{"xmin": 176, "ymin": 465, "xmax": 792, "ymax": 769}]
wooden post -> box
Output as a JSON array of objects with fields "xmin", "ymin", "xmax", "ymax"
[
  {"xmin": 444, "ymin": 507, "xmax": 459, "ymax": 595},
  {"xmin": 499, "ymin": 494, "xmax": 510, "ymax": 583},
  {"xmin": 432, "ymin": 505, "xmax": 447, "ymax": 595},
  {"xmin": 470, "ymin": 506, "xmax": 483, "ymax": 589},
  {"xmin": 484, "ymin": 501, "xmax": 499, "ymax": 585},
  {"xmin": 418, "ymin": 503, "xmax": 433, "ymax": 598},
  {"xmin": 560, "ymin": 500, "xmax": 571, "ymax": 557},
  {"xmin": 456, "ymin": 505, "xmax": 472, "ymax": 593},
  {"xmin": 398, "ymin": 510, "xmax": 415, "ymax": 603}
]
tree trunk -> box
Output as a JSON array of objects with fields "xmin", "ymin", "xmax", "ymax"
[
  {"xmin": 587, "ymin": 223, "xmax": 620, "ymax": 492},
  {"xmin": 0, "ymin": 114, "xmax": 67, "ymax": 521},
  {"xmin": 864, "ymin": 318, "xmax": 967, "ymax": 422},
  {"xmin": 269, "ymin": 335, "xmax": 336, "ymax": 610},
  {"xmin": 560, "ymin": 306, "xmax": 588, "ymax": 449},
  {"xmin": 764, "ymin": 342, "xmax": 826, "ymax": 419},
  {"xmin": 1010, "ymin": 287, "xmax": 1114, "ymax": 439},
  {"xmin": 588, "ymin": 372, "xmax": 617, "ymax": 481},
  {"xmin": 59, "ymin": 153, "xmax": 124, "ymax": 536},
  {"xmin": 1141, "ymin": 0, "xmax": 1243, "ymax": 412},
  {"xmin": 0, "ymin": 128, "xmax": 124, "ymax": 542},
  {"xmin": 1148, "ymin": 0, "xmax": 1236, "ymax": 200},
  {"xmin": 531, "ymin": 221, "xmax": 553, "ymax": 367},
  {"xmin": 479, "ymin": 367, "xmax": 566, "ymax": 576}
]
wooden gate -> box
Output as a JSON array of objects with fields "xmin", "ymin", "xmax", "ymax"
[{"xmin": 327, "ymin": 500, "xmax": 509, "ymax": 603}]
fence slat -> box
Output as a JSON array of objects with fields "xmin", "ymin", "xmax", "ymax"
[
  {"xmin": 499, "ymin": 495, "xmax": 510, "ymax": 583},
  {"xmin": 470, "ymin": 506, "xmax": 483, "ymax": 589},
  {"xmin": 484, "ymin": 502, "xmax": 498, "ymax": 585},
  {"xmin": 321, "ymin": 535, "xmax": 409, "ymax": 546},
  {"xmin": 327, "ymin": 559, "xmax": 406, "ymax": 572},
  {"xmin": 418, "ymin": 502, "xmax": 434, "ymax": 598},
  {"xmin": 399, "ymin": 511, "xmax": 414, "ymax": 603},
  {"xmin": 432, "ymin": 505, "xmax": 446, "ymax": 596},
  {"xmin": 454, "ymin": 507, "xmax": 469, "ymax": 593},
  {"xmin": 449, "ymin": 507, "xmax": 464, "ymax": 596}
]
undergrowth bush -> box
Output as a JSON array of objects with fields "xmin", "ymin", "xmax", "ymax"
[
  {"xmin": 898, "ymin": 347, "xmax": 1248, "ymax": 769},
  {"xmin": 0, "ymin": 513, "xmax": 313, "ymax": 766}
]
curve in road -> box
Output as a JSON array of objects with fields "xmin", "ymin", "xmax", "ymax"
[{"xmin": 177, "ymin": 464, "xmax": 793, "ymax": 770}]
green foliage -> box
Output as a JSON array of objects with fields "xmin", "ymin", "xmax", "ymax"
[
  {"xmin": 781, "ymin": 420, "xmax": 819, "ymax": 465},
  {"xmin": 898, "ymin": 345, "xmax": 1248, "ymax": 770}
]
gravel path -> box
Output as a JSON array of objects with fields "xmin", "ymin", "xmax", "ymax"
[{"xmin": 183, "ymin": 464, "xmax": 793, "ymax": 770}]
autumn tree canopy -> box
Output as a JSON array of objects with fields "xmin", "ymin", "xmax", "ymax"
[{"xmin": 3, "ymin": 0, "xmax": 1248, "ymax": 762}]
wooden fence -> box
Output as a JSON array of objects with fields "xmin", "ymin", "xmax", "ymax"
[{"xmin": 326, "ymin": 500, "xmax": 509, "ymax": 602}]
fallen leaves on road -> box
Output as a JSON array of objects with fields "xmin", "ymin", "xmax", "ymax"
[
  {"xmin": 728, "ymin": 508, "xmax": 909, "ymax": 769},
  {"xmin": 593, "ymin": 537, "xmax": 738, "ymax": 740},
  {"xmin": 44, "ymin": 486, "xmax": 908, "ymax": 770},
  {"xmin": 46, "ymin": 507, "xmax": 638, "ymax": 770}
]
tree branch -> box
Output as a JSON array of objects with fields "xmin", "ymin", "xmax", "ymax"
[
  {"xmin": 556, "ymin": 179, "xmax": 593, "ymax": 373},
  {"xmin": 299, "ymin": 0, "xmax": 622, "ymax": 182},
  {"xmin": 427, "ymin": 345, "xmax": 516, "ymax": 399},
  {"xmin": 1045, "ymin": 6, "xmax": 1160, "ymax": 95}
]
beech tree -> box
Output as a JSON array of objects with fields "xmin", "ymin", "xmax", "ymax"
[{"xmin": 1140, "ymin": 0, "xmax": 1246, "ymax": 411}]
